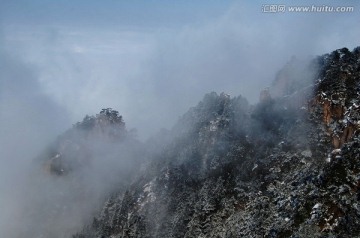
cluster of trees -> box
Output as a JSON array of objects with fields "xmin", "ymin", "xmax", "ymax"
[{"xmin": 75, "ymin": 108, "xmax": 125, "ymax": 131}]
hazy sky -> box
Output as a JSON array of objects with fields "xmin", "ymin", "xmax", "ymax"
[{"xmin": 1, "ymin": 0, "xmax": 359, "ymax": 139}]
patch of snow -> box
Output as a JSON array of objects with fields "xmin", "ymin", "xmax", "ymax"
[
  {"xmin": 164, "ymin": 169, "xmax": 170, "ymax": 180},
  {"xmin": 143, "ymin": 181, "xmax": 153, "ymax": 193},
  {"xmin": 209, "ymin": 119, "xmax": 219, "ymax": 132},
  {"xmin": 138, "ymin": 180, "xmax": 157, "ymax": 209},
  {"xmin": 301, "ymin": 150, "xmax": 312, "ymax": 158}
]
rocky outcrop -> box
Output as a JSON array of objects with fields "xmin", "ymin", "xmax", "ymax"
[
  {"xmin": 309, "ymin": 47, "xmax": 360, "ymax": 148},
  {"xmin": 40, "ymin": 108, "xmax": 129, "ymax": 175}
]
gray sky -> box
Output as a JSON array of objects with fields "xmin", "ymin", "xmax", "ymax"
[{"xmin": 1, "ymin": 0, "xmax": 359, "ymax": 139}]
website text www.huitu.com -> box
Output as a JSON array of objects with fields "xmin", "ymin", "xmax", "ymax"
[{"xmin": 262, "ymin": 4, "xmax": 354, "ymax": 13}]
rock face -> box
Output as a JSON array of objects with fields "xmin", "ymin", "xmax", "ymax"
[
  {"xmin": 310, "ymin": 48, "xmax": 360, "ymax": 149},
  {"xmin": 69, "ymin": 47, "xmax": 360, "ymax": 238}
]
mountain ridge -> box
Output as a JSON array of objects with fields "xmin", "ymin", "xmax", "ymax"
[{"xmin": 38, "ymin": 46, "xmax": 360, "ymax": 238}]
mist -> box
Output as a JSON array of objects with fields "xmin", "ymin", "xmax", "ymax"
[
  {"xmin": 0, "ymin": 0, "xmax": 360, "ymax": 237},
  {"xmin": 2, "ymin": 1, "xmax": 359, "ymax": 139},
  {"xmin": 0, "ymin": 47, "xmax": 71, "ymax": 236}
]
